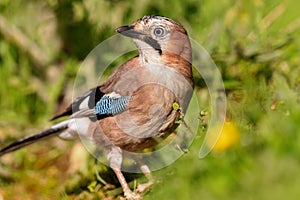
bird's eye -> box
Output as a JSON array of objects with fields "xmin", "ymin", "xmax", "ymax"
[{"xmin": 153, "ymin": 28, "xmax": 165, "ymax": 37}]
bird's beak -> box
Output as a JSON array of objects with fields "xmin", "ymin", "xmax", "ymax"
[{"xmin": 115, "ymin": 25, "xmax": 143, "ymax": 38}]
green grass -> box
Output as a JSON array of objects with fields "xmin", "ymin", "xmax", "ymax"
[{"xmin": 0, "ymin": 0, "xmax": 300, "ymax": 199}]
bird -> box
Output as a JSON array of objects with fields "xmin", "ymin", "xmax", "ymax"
[{"xmin": 0, "ymin": 15, "xmax": 193, "ymax": 199}]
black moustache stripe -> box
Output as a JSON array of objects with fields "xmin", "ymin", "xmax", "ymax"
[{"xmin": 143, "ymin": 36, "xmax": 162, "ymax": 55}]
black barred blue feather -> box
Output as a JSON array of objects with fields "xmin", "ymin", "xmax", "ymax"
[{"xmin": 95, "ymin": 94, "xmax": 130, "ymax": 117}]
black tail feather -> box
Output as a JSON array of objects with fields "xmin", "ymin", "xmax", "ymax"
[{"xmin": 0, "ymin": 124, "xmax": 68, "ymax": 157}]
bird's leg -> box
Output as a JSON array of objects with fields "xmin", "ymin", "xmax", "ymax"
[
  {"xmin": 107, "ymin": 146, "xmax": 141, "ymax": 200},
  {"xmin": 136, "ymin": 164, "xmax": 154, "ymax": 193}
]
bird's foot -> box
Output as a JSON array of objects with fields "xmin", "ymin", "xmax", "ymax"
[
  {"xmin": 136, "ymin": 181, "xmax": 153, "ymax": 193},
  {"xmin": 123, "ymin": 189, "xmax": 141, "ymax": 200}
]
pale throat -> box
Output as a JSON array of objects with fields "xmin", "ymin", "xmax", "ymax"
[{"xmin": 134, "ymin": 39, "xmax": 162, "ymax": 65}]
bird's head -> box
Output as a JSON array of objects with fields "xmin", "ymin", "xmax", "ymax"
[{"xmin": 116, "ymin": 16, "xmax": 192, "ymax": 66}]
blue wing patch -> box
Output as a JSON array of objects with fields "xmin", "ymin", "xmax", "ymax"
[{"xmin": 95, "ymin": 93, "xmax": 130, "ymax": 116}]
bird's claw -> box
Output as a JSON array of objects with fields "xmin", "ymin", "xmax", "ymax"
[
  {"xmin": 136, "ymin": 181, "xmax": 153, "ymax": 193},
  {"xmin": 121, "ymin": 181, "xmax": 153, "ymax": 200},
  {"xmin": 123, "ymin": 189, "xmax": 141, "ymax": 200}
]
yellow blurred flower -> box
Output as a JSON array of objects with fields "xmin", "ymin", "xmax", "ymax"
[{"xmin": 206, "ymin": 121, "xmax": 240, "ymax": 153}]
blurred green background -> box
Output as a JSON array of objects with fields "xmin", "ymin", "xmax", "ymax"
[{"xmin": 0, "ymin": 0, "xmax": 300, "ymax": 199}]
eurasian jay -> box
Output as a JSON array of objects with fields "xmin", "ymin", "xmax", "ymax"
[{"xmin": 0, "ymin": 15, "xmax": 193, "ymax": 199}]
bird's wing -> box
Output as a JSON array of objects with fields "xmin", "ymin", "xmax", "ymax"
[
  {"xmin": 52, "ymin": 88, "xmax": 130, "ymax": 121},
  {"xmin": 51, "ymin": 87, "xmax": 105, "ymax": 120},
  {"xmin": 95, "ymin": 92, "xmax": 130, "ymax": 120},
  {"xmin": 52, "ymin": 57, "xmax": 140, "ymax": 121}
]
